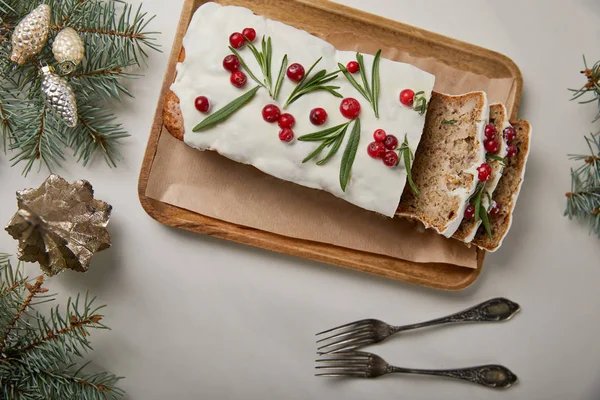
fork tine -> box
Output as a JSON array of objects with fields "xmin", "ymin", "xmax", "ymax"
[
  {"xmin": 315, "ymin": 366, "xmax": 367, "ymax": 371},
  {"xmin": 315, "ymin": 359, "xmax": 369, "ymax": 364},
  {"xmin": 315, "ymin": 372, "xmax": 368, "ymax": 378},
  {"xmin": 318, "ymin": 339, "xmax": 373, "ymax": 355},
  {"xmin": 317, "ymin": 332, "xmax": 373, "ymax": 352},
  {"xmin": 315, "ymin": 319, "xmax": 370, "ymax": 336},
  {"xmin": 316, "ymin": 326, "xmax": 372, "ymax": 344}
]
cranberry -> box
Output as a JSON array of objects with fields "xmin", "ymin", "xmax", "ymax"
[
  {"xmin": 477, "ymin": 163, "xmax": 492, "ymax": 181},
  {"xmin": 484, "ymin": 124, "xmax": 497, "ymax": 140},
  {"xmin": 383, "ymin": 151, "xmax": 399, "ymax": 167},
  {"xmin": 489, "ymin": 200, "xmax": 501, "ymax": 215},
  {"xmin": 279, "ymin": 128, "xmax": 294, "ymax": 142},
  {"xmin": 194, "ymin": 96, "xmax": 210, "ymax": 113},
  {"xmin": 242, "ymin": 27, "xmax": 256, "ymax": 42},
  {"xmin": 340, "ymin": 98, "xmax": 361, "ymax": 119},
  {"xmin": 287, "ymin": 63, "xmax": 305, "ymax": 82},
  {"xmin": 506, "ymin": 144, "xmax": 518, "ymax": 158},
  {"xmin": 229, "ymin": 32, "xmax": 245, "ymax": 49},
  {"xmin": 400, "ymin": 89, "xmax": 415, "ymax": 106},
  {"xmin": 346, "ymin": 61, "xmax": 359, "ymax": 73},
  {"xmin": 278, "ymin": 113, "xmax": 295, "ymax": 129},
  {"xmin": 262, "ymin": 104, "xmax": 281, "ymax": 123},
  {"xmin": 503, "ymin": 126, "xmax": 517, "ymax": 142},
  {"xmin": 373, "ymin": 129, "xmax": 387, "ymax": 142},
  {"xmin": 309, "ymin": 108, "xmax": 327, "ymax": 125},
  {"xmin": 230, "ymin": 71, "xmax": 247, "ymax": 88},
  {"xmin": 383, "ymin": 135, "xmax": 399, "ymax": 150},
  {"xmin": 367, "ymin": 141, "xmax": 386, "ymax": 159},
  {"xmin": 464, "ymin": 204, "xmax": 475, "ymax": 219},
  {"xmin": 484, "ymin": 139, "xmax": 500, "ymax": 153},
  {"xmin": 223, "ymin": 54, "xmax": 240, "ymax": 72}
]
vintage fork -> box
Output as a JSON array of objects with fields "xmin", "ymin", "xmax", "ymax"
[
  {"xmin": 316, "ymin": 298, "xmax": 520, "ymax": 354},
  {"xmin": 315, "ymin": 351, "xmax": 518, "ymax": 389}
]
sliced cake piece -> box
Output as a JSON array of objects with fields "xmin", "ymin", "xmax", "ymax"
[
  {"xmin": 472, "ymin": 119, "xmax": 532, "ymax": 251},
  {"xmin": 453, "ymin": 103, "xmax": 509, "ymax": 242},
  {"xmin": 396, "ymin": 91, "xmax": 488, "ymax": 237}
]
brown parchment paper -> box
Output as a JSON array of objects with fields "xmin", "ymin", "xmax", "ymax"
[{"xmin": 144, "ymin": 14, "xmax": 517, "ymax": 270}]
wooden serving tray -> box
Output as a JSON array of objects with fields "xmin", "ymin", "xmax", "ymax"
[{"xmin": 138, "ymin": 0, "xmax": 522, "ymax": 290}]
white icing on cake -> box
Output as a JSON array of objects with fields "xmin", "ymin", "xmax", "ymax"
[
  {"xmin": 171, "ymin": 2, "xmax": 435, "ymax": 217},
  {"xmin": 438, "ymin": 92, "xmax": 489, "ymax": 238},
  {"xmin": 463, "ymin": 103, "xmax": 510, "ymax": 243}
]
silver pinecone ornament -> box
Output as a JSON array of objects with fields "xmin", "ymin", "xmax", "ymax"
[
  {"xmin": 41, "ymin": 66, "xmax": 78, "ymax": 128},
  {"xmin": 52, "ymin": 27, "xmax": 85, "ymax": 74},
  {"xmin": 10, "ymin": 4, "xmax": 51, "ymax": 65}
]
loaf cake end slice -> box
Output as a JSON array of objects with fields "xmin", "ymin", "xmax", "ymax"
[
  {"xmin": 472, "ymin": 119, "xmax": 531, "ymax": 251},
  {"xmin": 396, "ymin": 91, "xmax": 488, "ymax": 237}
]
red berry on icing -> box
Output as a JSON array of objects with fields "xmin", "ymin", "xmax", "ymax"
[
  {"xmin": 279, "ymin": 128, "xmax": 294, "ymax": 142},
  {"xmin": 484, "ymin": 139, "xmax": 500, "ymax": 153},
  {"xmin": 278, "ymin": 113, "xmax": 295, "ymax": 129},
  {"xmin": 464, "ymin": 204, "xmax": 475, "ymax": 219},
  {"xmin": 346, "ymin": 61, "xmax": 359, "ymax": 73},
  {"xmin": 242, "ymin": 27, "xmax": 256, "ymax": 42},
  {"xmin": 373, "ymin": 129, "xmax": 387, "ymax": 142},
  {"xmin": 484, "ymin": 124, "xmax": 497, "ymax": 140},
  {"xmin": 503, "ymin": 126, "xmax": 517, "ymax": 142},
  {"xmin": 477, "ymin": 163, "xmax": 492, "ymax": 181},
  {"xmin": 230, "ymin": 71, "xmax": 247, "ymax": 87},
  {"xmin": 223, "ymin": 54, "xmax": 240, "ymax": 72},
  {"xmin": 309, "ymin": 108, "xmax": 328, "ymax": 125},
  {"xmin": 262, "ymin": 104, "xmax": 281, "ymax": 123},
  {"xmin": 367, "ymin": 141, "xmax": 386, "ymax": 159},
  {"xmin": 194, "ymin": 96, "xmax": 210, "ymax": 113},
  {"xmin": 383, "ymin": 151, "xmax": 399, "ymax": 167},
  {"xmin": 506, "ymin": 144, "xmax": 518, "ymax": 158},
  {"xmin": 287, "ymin": 63, "xmax": 305, "ymax": 82},
  {"xmin": 229, "ymin": 32, "xmax": 245, "ymax": 48},
  {"xmin": 384, "ymin": 135, "xmax": 399, "ymax": 150},
  {"xmin": 340, "ymin": 98, "xmax": 361, "ymax": 119},
  {"xmin": 400, "ymin": 89, "xmax": 415, "ymax": 106},
  {"xmin": 489, "ymin": 200, "xmax": 501, "ymax": 215}
]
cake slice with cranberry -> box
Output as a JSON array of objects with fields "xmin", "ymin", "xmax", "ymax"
[
  {"xmin": 471, "ymin": 119, "xmax": 531, "ymax": 251},
  {"xmin": 396, "ymin": 91, "xmax": 488, "ymax": 237}
]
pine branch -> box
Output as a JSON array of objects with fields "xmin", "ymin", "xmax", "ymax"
[{"xmin": 569, "ymin": 55, "xmax": 600, "ymax": 122}]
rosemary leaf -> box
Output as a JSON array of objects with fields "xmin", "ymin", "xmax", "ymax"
[
  {"xmin": 473, "ymin": 185, "xmax": 484, "ymax": 222},
  {"xmin": 480, "ymin": 203, "xmax": 493, "ymax": 239},
  {"xmin": 356, "ymin": 53, "xmax": 372, "ymax": 100},
  {"xmin": 273, "ymin": 54, "xmax": 288, "ymax": 101},
  {"xmin": 401, "ymin": 135, "xmax": 419, "ymax": 195},
  {"xmin": 302, "ymin": 138, "xmax": 334, "ymax": 163},
  {"xmin": 298, "ymin": 123, "xmax": 349, "ymax": 142},
  {"xmin": 371, "ymin": 49, "xmax": 381, "ymax": 119},
  {"xmin": 317, "ymin": 124, "xmax": 348, "ymax": 165},
  {"xmin": 283, "ymin": 57, "xmax": 322, "ymax": 108},
  {"xmin": 338, "ymin": 62, "xmax": 371, "ymax": 100},
  {"xmin": 442, "ymin": 119, "xmax": 457, "ymax": 124},
  {"xmin": 486, "ymin": 153, "xmax": 506, "ymax": 166},
  {"xmin": 284, "ymin": 66, "xmax": 340, "ymax": 108},
  {"xmin": 266, "ymin": 37, "xmax": 273, "ymax": 89},
  {"xmin": 228, "ymin": 46, "xmax": 264, "ymax": 89},
  {"xmin": 340, "ymin": 118, "xmax": 361, "ymax": 191},
  {"xmin": 193, "ymin": 86, "xmax": 260, "ymax": 132}
]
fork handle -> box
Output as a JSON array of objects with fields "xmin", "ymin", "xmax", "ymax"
[
  {"xmin": 390, "ymin": 298, "xmax": 520, "ymax": 333},
  {"xmin": 388, "ymin": 364, "xmax": 518, "ymax": 389}
]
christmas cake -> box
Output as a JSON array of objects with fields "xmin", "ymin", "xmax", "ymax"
[{"xmin": 396, "ymin": 91, "xmax": 489, "ymax": 237}]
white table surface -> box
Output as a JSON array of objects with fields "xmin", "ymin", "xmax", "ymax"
[{"xmin": 2, "ymin": 0, "xmax": 600, "ymax": 399}]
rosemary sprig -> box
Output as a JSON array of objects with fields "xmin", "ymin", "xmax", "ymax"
[
  {"xmin": 228, "ymin": 35, "xmax": 275, "ymax": 97},
  {"xmin": 298, "ymin": 119, "xmax": 361, "ymax": 191},
  {"xmin": 192, "ymin": 86, "xmax": 260, "ymax": 132},
  {"xmin": 486, "ymin": 154, "xmax": 506, "ymax": 167},
  {"xmin": 469, "ymin": 182, "xmax": 492, "ymax": 239},
  {"xmin": 442, "ymin": 119, "xmax": 457, "ymax": 124},
  {"xmin": 228, "ymin": 46, "xmax": 265, "ymax": 91},
  {"xmin": 273, "ymin": 54, "xmax": 288, "ymax": 101},
  {"xmin": 340, "ymin": 118, "xmax": 361, "ymax": 191},
  {"xmin": 569, "ymin": 55, "xmax": 600, "ymax": 122},
  {"xmin": 283, "ymin": 57, "xmax": 342, "ymax": 109},
  {"xmin": 397, "ymin": 134, "xmax": 419, "ymax": 196},
  {"xmin": 413, "ymin": 91, "xmax": 428, "ymax": 115},
  {"xmin": 338, "ymin": 50, "xmax": 382, "ymax": 118}
]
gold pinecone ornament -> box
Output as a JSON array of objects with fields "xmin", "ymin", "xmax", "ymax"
[
  {"xmin": 41, "ymin": 65, "xmax": 78, "ymax": 127},
  {"xmin": 10, "ymin": 4, "xmax": 51, "ymax": 65},
  {"xmin": 52, "ymin": 27, "xmax": 85, "ymax": 74},
  {"xmin": 5, "ymin": 174, "xmax": 112, "ymax": 276}
]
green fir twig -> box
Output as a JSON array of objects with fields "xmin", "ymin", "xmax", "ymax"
[{"xmin": 569, "ymin": 55, "xmax": 600, "ymax": 122}]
